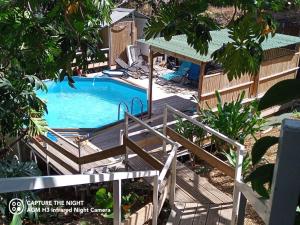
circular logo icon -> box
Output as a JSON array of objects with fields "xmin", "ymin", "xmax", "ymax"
[{"xmin": 9, "ymin": 198, "xmax": 24, "ymax": 215}]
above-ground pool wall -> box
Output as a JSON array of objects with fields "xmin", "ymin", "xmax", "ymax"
[{"xmin": 199, "ymin": 45, "xmax": 300, "ymax": 110}]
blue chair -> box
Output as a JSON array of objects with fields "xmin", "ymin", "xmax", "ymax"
[
  {"xmin": 162, "ymin": 61, "xmax": 192, "ymax": 82},
  {"xmin": 187, "ymin": 64, "xmax": 201, "ymax": 81}
]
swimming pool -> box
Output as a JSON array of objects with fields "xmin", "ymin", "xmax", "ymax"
[{"xmin": 36, "ymin": 77, "xmax": 148, "ymax": 129}]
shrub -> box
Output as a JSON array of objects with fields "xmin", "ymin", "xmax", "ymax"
[
  {"xmin": 199, "ymin": 91, "xmax": 264, "ymax": 152},
  {"xmin": 174, "ymin": 116, "xmax": 206, "ymax": 146}
]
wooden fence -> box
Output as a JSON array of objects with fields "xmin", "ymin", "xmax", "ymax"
[{"xmin": 199, "ymin": 47, "xmax": 300, "ymax": 109}]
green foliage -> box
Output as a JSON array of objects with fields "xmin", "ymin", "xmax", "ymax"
[
  {"xmin": 292, "ymin": 110, "xmax": 300, "ymax": 119},
  {"xmin": 0, "ymin": 73, "xmax": 48, "ymax": 150},
  {"xmin": 222, "ymin": 149, "xmax": 251, "ymax": 176},
  {"xmin": 258, "ymin": 79, "xmax": 300, "ymax": 111},
  {"xmin": 251, "ymin": 136, "xmax": 278, "ymax": 166},
  {"xmin": 199, "ymin": 91, "xmax": 264, "ymax": 149},
  {"xmin": 0, "ymin": 0, "xmax": 114, "ymax": 152},
  {"xmin": 95, "ymin": 187, "xmax": 113, "ymax": 217},
  {"xmin": 175, "ymin": 116, "xmax": 206, "ymax": 145},
  {"xmin": 246, "ymin": 138, "xmax": 277, "ymax": 198},
  {"xmin": 245, "ymin": 164, "xmax": 274, "ymax": 198},
  {"xmin": 95, "ymin": 187, "xmax": 143, "ymax": 219},
  {"xmin": 211, "ymin": 15, "xmax": 266, "ymax": 80},
  {"xmin": 145, "ymin": 0, "xmax": 217, "ymax": 55},
  {"xmin": 0, "ymin": 156, "xmax": 41, "ymax": 178},
  {"xmin": 144, "ymin": 0, "xmax": 287, "ymax": 79},
  {"xmin": 0, "ymin": 157, "xmax": 41, "ymax": 224},
  {"xmin": 10, "ymin": 214, "xmax": 22, "ymax": 225}
]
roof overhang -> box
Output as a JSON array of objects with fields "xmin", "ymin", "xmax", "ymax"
[{"xmin": 138, "ymin": 29, "xmax": 300, "ymax": 64}]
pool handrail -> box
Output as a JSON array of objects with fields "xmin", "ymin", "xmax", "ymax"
[{"xmin": 130, "ymin": 97, "xmax": 144, "ymax": 119}]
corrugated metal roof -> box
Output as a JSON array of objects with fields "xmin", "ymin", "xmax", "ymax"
[
  {"xmin": 101, "ymin": 8, "xmax": 147, "ymax": 27},
  {"xmin": 101, "ymin": 8, "xmax": 135, "ymax": 27},
  {"xmin": 139, "ymin": 29, "xmax": 300, "ymax": 62}
]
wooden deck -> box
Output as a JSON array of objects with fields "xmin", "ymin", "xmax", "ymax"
[
  {"xmin": 28, "ymin": 134, "xmax": 116, "ymax": 175},
  {"xmin": 128, "ymin": 149, "xmax": 233, "ymax": 225},
  {"xmin": 89, "ymin": 95, "xmax": 196, "ymax": 150},
  {"xmin": 26, "ymin": 95, "xmax": 234, "ymax": 224}
]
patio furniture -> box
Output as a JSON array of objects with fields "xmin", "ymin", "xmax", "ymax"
[
  {"xmin": 127, "ymin": 45, "xmax": 150, "ymax": 74},
  {"xmin": 162, "ymin": 61, "xmax": 192, "ymax": 82},
  {"xmin": 185, "ymin": 63, "xmax": 201, "ymax": 86},
  {"xmin": 102, "ymin": 70, "xmax": 126, "ymax": 77},
  {"xmin": 115, "ymin": 57, "xmax": 141, "ymax": 79}
]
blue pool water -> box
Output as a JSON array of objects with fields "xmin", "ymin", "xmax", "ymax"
[{"xmin": 36, "ymin": 77, "xmax": 147, "ymax": 128}]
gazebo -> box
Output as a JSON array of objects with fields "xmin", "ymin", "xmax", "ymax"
[{"xmin": 139, "ymin": 29, "xmax": 300, "ymax": 116}]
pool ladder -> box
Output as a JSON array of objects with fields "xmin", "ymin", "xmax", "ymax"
[{"xmin": 117, "ymin": 97, "xmax": 144, "ymax": 120}]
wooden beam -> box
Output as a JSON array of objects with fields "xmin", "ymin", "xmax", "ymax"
[
  {"xmin": 39, "ymin": 136, "xmax": 79, "ymax": 164},
  {"xmin": 123, "ymin": 203, "xmax": 154, "ymax": 225},
  {"xmin": 201, "ymin": 81, "xmax": 254, "ymax": 100},
  {"xmin": 259, "ymin": 67, "xmax": 299, "ymax": 82},
  {"xmin": 31, "ymin": 138, "xmax": 79, "ymax": 174},
  {"xmin": 166, "ymin": 127, "xmax": 235, "ymax": 178},
  {"xmin": 148, "ymin": 49, "xmax": 154, "ymax": 118},
  {"xmin": 198, "ymin": 62, "xmax": 207, "ymax": 109},
  {"xmin": 135, "ymin": 135, "xmax": 162, "ymax": 149},
  {"xmin": 235, "ymin": 181, "xmax": 269, "ymax": 223},
  {"xmin": 78, "ymin": 145, "xmax": 126, "ymax": 165},
  {"xmin": 151, "ymin": 46, "xmax": 206, "ymax": 65},
  {"xmin": 124, "ymin": 137, "xmax": 164, "ymax": 171}
]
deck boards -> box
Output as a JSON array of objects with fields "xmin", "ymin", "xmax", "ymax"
[
  {"xmin": 26, "ymin": 96, "xmax": 232, "ymax": 224},
  {"xmin": 127, "ymin": 149, "xmax": 233, "ymax": 225}
]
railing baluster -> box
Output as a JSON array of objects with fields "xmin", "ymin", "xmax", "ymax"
[
  {"xmin": 113, "ymin": 179, "xmax": 122, "ymax": 225},
  {"xmin": 152, "ymin": 175, "xmax": 159, "ymax": 225},
  {"xmin": 169, "ymin": 146, "xmax": 177, "ymax": 207},
  {"xmin": 163, "ymin": 105, "xmax": 168, "ymax": 152},
  {"xmin": 231, "ymin": 146, "xmax": 245, "ymax": 225},
  {"xmin": 78, "ymin": 140, "xmax": 82, "ymax": 174}
]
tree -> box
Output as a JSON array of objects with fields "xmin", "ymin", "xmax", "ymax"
[
  {"xmin": 0, "ymin": 0, "xmax": 114, "ymax": 154},
  {"xmin": 145, "ymin": 0, "xmax": 300, "ymax": 80}
]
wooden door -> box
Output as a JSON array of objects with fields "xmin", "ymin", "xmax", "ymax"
[{"xmin": 109, "ymin": 21, "xmax": 137, "ymax": 66}]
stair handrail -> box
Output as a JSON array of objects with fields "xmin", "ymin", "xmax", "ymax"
[
  {"xmin": 117, "ymin": 101, "xmax": 129, "ymax": 120},
  {"xmin": 130, "ymin": 97, "xmax": 144, "ymax": 119}
]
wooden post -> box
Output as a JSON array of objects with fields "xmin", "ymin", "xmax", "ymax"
[
  {"xmin": 169, "ymin": 149, "xmax": 177, "ymax": 207},
  {"xmin": 251, "ymin": 72, "xmax": 260, "ymax": 98},
  {"xmin": 231, "ymin": 146, "xmax": 245, "ymax": 225},
  {"xmin": 162, "ymin": 105, "xmax": 168, "ymax": 152},
  {"xmin": 236, "ymin": 193, "xmax": 247, "ymax": 225},
  {"xmin": 113, "ymin": 179, "xmax": 122, "ymax": 225},
  {"xmin": 78, "ymin": 141, "xmax": 82, "ymax": 174},
  {"xmin": 16, "ymin": 133, "xmax": 22, "ymax": 161},
  {"xmin": 295, "ymin": 44, "xmax": 300, "ymax": 78},
  {"xmin": 124, "ymin": 113, "xmax": 129, "ymax": 170},
  {"xmin": 148, "ymin": 49, "xmax": 154, "ymax": 118},
  {"xmin": 267, "ymin": 119, "xmax": 300, "ymax": 225},
  {"xmin": 152, "ymin": 175, "xmax": 159, "ymax": 225},
  {"xmin": 44, "ymin": 142, "xmax": 50, "ymax": 176},
  {"xmin": 108, "ymin": 27, "xmax": 112, "ymax": 68},
  {"xmin": 197, "ymin": 62, "xmax": 207, "ymax": 110}
]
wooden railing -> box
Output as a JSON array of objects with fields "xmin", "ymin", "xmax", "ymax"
[
  {"xmin": 0, "ymin": 171, "xmax": 159, "ymax": 225},
  {"xmin": 123, "ymin": 112, "xmax": 179, "ymax": 215},
  {"xmin": 232, "ymin": 119, "xmax": 300, "ymax": 225},
  {"xmin": 161, "ymin": 105, "xmax": 246, "ymax": 225},
  {"xmin": 23, "ymin": 112, "xmax": 179, "ymax": 225}
]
